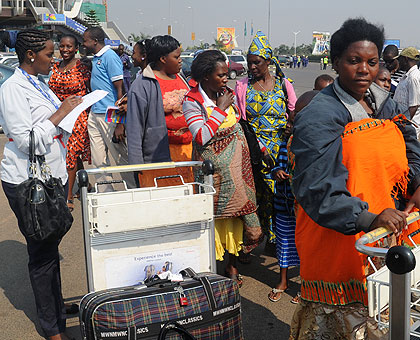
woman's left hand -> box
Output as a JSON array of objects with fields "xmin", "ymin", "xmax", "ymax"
[
  {"xmin": 404, "ymin": 186, "xmax": 420, "ymax": 213},
  {"xmin": 113, "ymin": 123, "xmax": 126, "ymax": 142},
  {"xmin": 262, "ymin": 149, "xmax": 275, "ymax": 169}
]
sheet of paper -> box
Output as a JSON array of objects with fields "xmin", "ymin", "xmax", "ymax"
[{"xmin": 58, "ymin": 90, "xmax": 108, "ymax": 133}]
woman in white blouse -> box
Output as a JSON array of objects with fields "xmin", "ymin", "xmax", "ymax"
[{"xmin": 0, "ymin": 29, "xmax": 81, "ymax": 340}]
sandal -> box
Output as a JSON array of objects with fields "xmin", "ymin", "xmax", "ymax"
[
  {"xmin": 268, "ymin": 288, "xmax": 285, "ymax": 302},
  {"xmin": 291, "ymin": 292, "xmax": 301, "ymax": 304},
  {"xmin": 67, "ymin": 199, "xmax": 74, "ymax": 212},
  {"xmin": 225, "ymin": 271, "xmax": 243, "ymax": 288}
]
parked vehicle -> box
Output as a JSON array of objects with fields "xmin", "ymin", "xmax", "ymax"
[
  {"xmin": 219, "ymin": 51, "xmax": 229, "ymax": 68},
  {"xmin": 181, "ymin": 55, "xmax": 193, "ymax": 78},
  {"xmin": 228, "ymin": 54, "xmax": 247, "ymax": 72},
  {"xmin": 0, "ymin": 63, "xmax": 15, "ymax": 86},
  {"xmin": 2, "ymin": 57, "xmax": 18, "ymax": 67},
  {"xmin": 0, "ymin": 63, "xmax": 50, "ymax": 87},
  {"xmin": 0, "ymin": 52, "xmax": 16, "ymax": 64},
  {"xmin": 277, "ymin": 55, "xmax": 290, "ymax": 67},
  {"xmin": 181, "ymin": 50, "xmax": 195, "ymax": 57},
  {"xmin": 0, "ymin": 64, "xmax": 17, "ymax": 133},
  {"xmin": 228, "ymin": 60, "xmax": 245, "ymax": 80}
]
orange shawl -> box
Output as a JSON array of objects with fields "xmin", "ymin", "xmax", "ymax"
[{"xmin": 296, "ymin": 118, "xmax": 413, "ymax": 306}]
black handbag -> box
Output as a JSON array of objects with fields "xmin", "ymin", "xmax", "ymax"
[
  {"xmin": 238, "ymin": 118, "xmax": 263, "ymax": 166},
  {"xmin": 15, "ymin": 130, "xmax": 73, "ymax": 242}
]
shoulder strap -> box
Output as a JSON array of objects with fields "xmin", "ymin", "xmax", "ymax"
[
  {"xmin": 281, "ymin": 77, "xmax": 289, "ymax": 103},
  {"xmin": 178, "ymin": 72, "xmax": 191, "ymax": 89}
]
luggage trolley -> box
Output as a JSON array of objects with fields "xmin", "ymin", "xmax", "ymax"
[
  {"xmin": 355, "ymin": 212, "xmax": 420, "ymax": 339},
  {"xmin": 77, "ymin": 161, "xmax": 216, "ymax": 292}
]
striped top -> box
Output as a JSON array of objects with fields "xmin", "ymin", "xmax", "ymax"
[{"xmin": 183, "ymin": 85, "xmax": 239, "ymax": 146}]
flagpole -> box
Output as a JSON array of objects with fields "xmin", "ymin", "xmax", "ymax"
[
  {"xmin": 244, "ymin": 21, "xmax": 246, "ymax": 52},
  {"xmin": 268, "ymin": 0, "xmax": 271, "ymax": 40}
]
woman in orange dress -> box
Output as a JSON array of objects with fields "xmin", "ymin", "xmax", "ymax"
[
  {"xmin": 289, "ymin": 18, "xmax": 420, "ymax": 339},
  {"xmin": 49, "ymin": 35, "xmax": 91, "ymax": 210}
]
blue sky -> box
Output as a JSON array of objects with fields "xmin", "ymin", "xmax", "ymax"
[{"xmin": 106, "ymin": 0, "xmax": 420, "ymax": 50}]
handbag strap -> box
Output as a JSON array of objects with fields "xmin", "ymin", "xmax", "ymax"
[
  {"xmin": 29, "ymin": 130, "xmax": 35, "ymax": 164},
  {"xmin": 28, "ymin": 130, "xmax": 37, "ymax": 178},
  {"xmin": 29, "ymin": 130, "xmax": 49, "ymax": 179},
  {"xmin": 158, "ymin": 322, "xmax": 197, "ymax": 340}
]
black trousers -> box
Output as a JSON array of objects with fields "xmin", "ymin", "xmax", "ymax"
[{"xmin": 2, "ymin": 180, "xmax": 68, "ymax": 337}]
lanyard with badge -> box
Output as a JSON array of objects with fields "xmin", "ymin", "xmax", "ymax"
[
  {"xmin": 18, "ymin": 68, "xmax": 65, "ymax": 148},
  {"xmin": 19, "ymin": 68, "xmax": 60, "ymax": 110}
]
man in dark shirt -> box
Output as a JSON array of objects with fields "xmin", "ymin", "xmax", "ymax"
[
  {"xmin": 117, "ymin": 44, "xmax": 132, "ymax": 93},
  {"xmin": 382, "ymin": 44, "xmax": 406, "ymax": 95}
]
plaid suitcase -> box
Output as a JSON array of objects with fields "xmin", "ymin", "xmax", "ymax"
[{"xmin": 79, "ymin": 270, "xmax": 243, "ymax": 340}]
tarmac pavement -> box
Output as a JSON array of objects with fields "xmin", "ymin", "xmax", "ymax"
[{"xmin": 0, "ymin": 62, "xmax": 335, "ymax": 340}]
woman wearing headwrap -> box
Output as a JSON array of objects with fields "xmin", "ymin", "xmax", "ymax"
[
  {"xmin": 235, "ymin": 31, "xmax": 297, "ymax": 258},
  {"xmin": 183, "ymin": 50, "xmax": 262, "ymax": 287}
]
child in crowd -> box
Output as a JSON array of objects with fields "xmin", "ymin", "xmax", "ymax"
[
  {"xmin": 268, "ymin": 90, "xmax": 319, "ymax": 304},
  {"xmin": 313, "ymin": 74, "xmax": 334, "ymax": 91},
  {"xmin": 374, "ymin": 65, "xmax": 391, "ymax": 92}
]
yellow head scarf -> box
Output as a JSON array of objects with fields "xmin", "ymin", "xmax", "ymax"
[{"xmin": 248, "ymin": 30, "xmax": 285, "ymax": 79}]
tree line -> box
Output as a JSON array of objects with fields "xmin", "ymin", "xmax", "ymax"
[
  {"xmin": 128, "ymin": 32, "xmax": 314, "ymax": 57},
  {"xmin": 274, "ymin": 44, "xmax": 313, "ymax": 56}
]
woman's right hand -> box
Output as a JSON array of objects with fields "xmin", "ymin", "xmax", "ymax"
[
  {"xmin": 60, "ymin": 95, "xmax": 83, "ymax": 115},
  {"xmin": 216, "ymin": 90, "xmax": 234, "ymax": 112},
  {"xmin": 116, "ymin": 96, "xmax": 127, "ymax": 115},
  {"xmin": 49, "ymin": 95, "xmax": 83, "ymax": 126},
  {"xmin": 370, "ymin": 208, "xmax": 408, "ymax": 235}
]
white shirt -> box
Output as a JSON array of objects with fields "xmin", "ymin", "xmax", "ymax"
[
  {"xmin": 198, "ymin": 83, "xmax": 217, "ymax": 109},
  {"xmin": 394, "ymin": 65, "xmax": 420, "ymax": 135},
  {"xmin": 0, "ymin": 68, "xmax": 68, "ymax": 184}
]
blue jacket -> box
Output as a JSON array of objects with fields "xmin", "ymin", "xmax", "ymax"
[{"xmin": 126, "ymin": 65, "xmax": 171, "ymax": 164}]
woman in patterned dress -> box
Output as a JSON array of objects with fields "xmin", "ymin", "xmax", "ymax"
[
  {"xmin": 235, "ymin": 31, "xmax": 297, "ymax": 258},
  {"xmin": 183, "ymin": 50, "xmax": 262, "ymax": 286},
  {"xmin": 49, "ymin": 35, "xmax": 91, "ymax": 211}
]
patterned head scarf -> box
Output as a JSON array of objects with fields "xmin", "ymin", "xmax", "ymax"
[{"xmin": 248, "ymin": 30, "xmax": 285, "ymax": 79}]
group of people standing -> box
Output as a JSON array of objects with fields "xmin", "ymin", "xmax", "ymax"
[
  {"xmin": 3, "ymin": 15, "xmax": 420, "ymax": 340},
  {"xmin": 0, "ymin": 26, "xmax": 299, "ymax": 339},
  {"xmin": 126, "ymin": 30, "xmax": 299, "ymax": 291},
  {"xmin": 291, "ymin": 55, "xmax": 308, "ymax": 68}
]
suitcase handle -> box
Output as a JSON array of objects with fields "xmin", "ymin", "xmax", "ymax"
[
  {"xmin": 144, "ymin": 275, "xmax": 172, "ymax": 287},
  {"xmin": 94, "ymin": 179, "xmax": 128, "ymax": 192},
  {"xmin": 153, "ymin": 175, "xmax": 186, "ymax": 187},
  {"xmin": 180, "ymin": 268, "xmax": 217, "ymax": 311},
  {"xmin": 158, "ymin": 322, "xmax": 197, "ymax": 340},
  {"xmin": 180, "ymin": 267, "xmax": 197, "ymax": 278}
]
